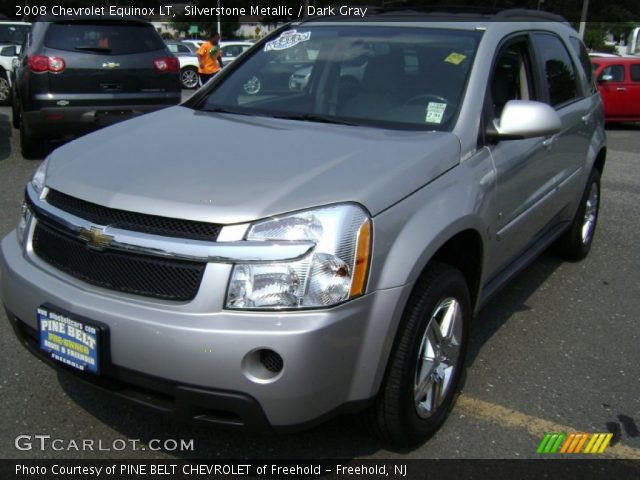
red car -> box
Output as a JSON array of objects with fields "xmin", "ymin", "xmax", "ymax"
[{"xmin": 591, "ymin": 56, "xmax": 640, "ymax": 123}]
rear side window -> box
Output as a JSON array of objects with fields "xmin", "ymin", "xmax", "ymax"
[
  {"xmin": 45, "ymin": 22, "xmax": 165, "ymax": 55},
  {"xmin": 631, "ymin": 64, "xmax": 640, "ymax": 82},
  {"xmin": 534, "ymin": 33, "xmax": 579, "ymax": 107},
  {"xmin": 0, "ymin": 24, "xmax": 30, "ymax": 44},
  {"xmin": 167, "ymin": 43, "xmax": 190, "ymax": 54},
  {"xmin": 221, "ymin": 45, "xmax": 250, "ymax": 58},
  {"xmin": 570, "ymin": 37, "xmax": 597, "ymax": 94}
]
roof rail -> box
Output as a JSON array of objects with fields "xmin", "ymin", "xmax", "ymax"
[{"xmin": 494, "ymin": 8, "xmax": 568, "ymax": 23}]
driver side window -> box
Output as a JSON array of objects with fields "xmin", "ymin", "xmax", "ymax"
[{"xmin": 489, "ymin": 40, "xmax": 536, "ymax": 120}]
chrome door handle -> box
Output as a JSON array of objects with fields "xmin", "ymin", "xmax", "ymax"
[
  {"xmin": 616, "ymin": 87, "xmax": 626, "ymax": 92},
  {"xmin": 582, "ymin": 112, "xmax": 592, "ymax": 124}
]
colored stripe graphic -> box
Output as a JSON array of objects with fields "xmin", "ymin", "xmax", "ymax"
[
  {"xmin": 537, "ymin": 433, "xmax": 553, "ymax": 454},
  {"xmin": 584, "ymin": 433, "xmax": 614, "ymax": 454},
  {"xmin": 537, "ymin": 433, "xmax": 566, "ymax": 453},
  {"xmin": 541, "ymin": 433, "xmax": 614, "ymax": 454}
]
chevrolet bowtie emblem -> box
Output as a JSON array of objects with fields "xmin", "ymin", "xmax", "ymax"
[
  {"xmin": 78, "ymin": 226, "xmax": 114, "ymax": 250},
  {"xmin": 102, "ymin": 62, "xmax": 120, "ymax": 69}
]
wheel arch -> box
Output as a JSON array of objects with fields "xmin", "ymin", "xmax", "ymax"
[{"xmin": 593, "ymin": 147, "xmax": 606, "ymax": 175}]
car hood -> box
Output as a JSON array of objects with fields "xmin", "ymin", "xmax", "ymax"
[{"xmin": 45, "ymin": 106, "xmax": 461, "ymax": 224}]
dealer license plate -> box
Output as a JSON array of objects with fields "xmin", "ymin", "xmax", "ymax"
[{"xmin": 38, "ymin": 306, "xmax": 101, "ymax": 375}]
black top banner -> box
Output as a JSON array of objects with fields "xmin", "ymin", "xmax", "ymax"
[{"xmin": 1, "ymin": 0, "xmax": 640, "ymax": 23}]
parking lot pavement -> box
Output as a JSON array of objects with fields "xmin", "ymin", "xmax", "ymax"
[{"xmin": 0, "ymin": 104, "xmax": 638, "ymax": 459}]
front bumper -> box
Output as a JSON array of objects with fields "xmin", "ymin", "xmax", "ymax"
[{"xmin": 1, "ymin": 232, "xmax": 409, "ymax": 430}]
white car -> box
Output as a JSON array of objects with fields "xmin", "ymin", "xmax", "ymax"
[
  {"xmin": 171, "ymin": 40, "xmax": 254, "ymax": 88},
  {"xmin": 0, "ymin": 21, "xmax": 30, "ymax": 105},
  {"xmin": 166, "ymin": 41, "xmax": 200, "ymax": 89},
  {"xmin": 181, "ymin": 39, "xmax": 204, "ymax": 50}
]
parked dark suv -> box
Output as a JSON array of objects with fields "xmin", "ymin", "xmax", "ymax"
[{"xmin": 12, "ymin": 17, "xmax": 181, "ymax": 158}]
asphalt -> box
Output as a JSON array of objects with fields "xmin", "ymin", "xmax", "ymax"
[{"xmin": 0, "ymin": 102, "xmax": 638, "ymax": 460}]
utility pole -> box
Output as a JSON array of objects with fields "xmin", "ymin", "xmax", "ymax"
[
  {"xmin": 217, "ymin": 0, "xmax": 221, "ymax": 38},
  {"xmin": 578, "ymin": 0, "xmax": 589, "ymax": 39}
]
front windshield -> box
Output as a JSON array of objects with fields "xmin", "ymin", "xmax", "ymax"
[
  {"xmin": 0, "ymin": 24, "xmax": 30, "ymax": 45},
  {"xmin": 196, "ymin": 25, "xmax": 481, "ymax": 131}
]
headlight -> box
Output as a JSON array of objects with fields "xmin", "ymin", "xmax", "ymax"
[
  {"xmin": 17, "ymin": 202, "xmax": 32, "ymax": 246},
  {"xmin": 226, "ymin": 204, "xmax": 371, "ymax": 310},
  {"xmin": 31, "ymin": 157, "xmax": 49, "ymax": 196}
]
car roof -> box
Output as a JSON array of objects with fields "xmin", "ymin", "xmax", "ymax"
[
  {"xmin": 590, "ymin": 56, "xmax": 640, "ymax": 64},
  {"xmin": 219, "ymin": 41, "xmax": 253, "ymax": 46}
]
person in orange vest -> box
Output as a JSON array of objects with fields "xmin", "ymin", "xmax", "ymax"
[{"xmin": 197, "ymin": 32, "xmax": 223, "ymax": 85}]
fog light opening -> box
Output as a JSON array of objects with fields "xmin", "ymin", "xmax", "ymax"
[{"xmin": 242, "ymin": 349, "xmax": 284, "ymax": 383}]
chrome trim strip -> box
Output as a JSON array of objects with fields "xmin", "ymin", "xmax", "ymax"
[{"xmin": 26, "ymin": 184, "xmax": 315, "ymax": 263}]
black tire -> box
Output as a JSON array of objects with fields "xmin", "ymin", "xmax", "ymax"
[
  {"xmin": 554, "ymin": 169, "xmax": 601, "ymax": 261},
  {"xmin": 0, "ymin": 71, "xmax": 11, "ymax": 106},
  {"xmin": 362, "ymin": 262, "xmax": 471, "ymax": 447},
  {"xmin": 180, "ymin": 66, "xmax": 199, "ymax": 89},
  {"xmin": 20, "ymin": 116, "xmax": 46, "ymax": 160},
  {"xmin": 12, "ymin": 98, "xmax": 19, "ymax": 129}
]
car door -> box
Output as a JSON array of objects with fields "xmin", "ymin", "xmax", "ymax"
[
  {"xmin": 531, "ymin": 32, "xmax": 593, "ymax": 212},
  {"xmin": 484, "ymin": 35, "xmax": 564, "ymax": 273},
  {"xmin": 596, "ymin": 62, "xmax": 627, "ymax": 119}
]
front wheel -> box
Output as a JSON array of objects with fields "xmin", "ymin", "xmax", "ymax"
[
  {"xmin": 180, "ymin": 67, "xmax": 199, "ymax": 89},
  {"xmin": 554, "ymin": 169, "xmax": 601, "ymax": 261},
  {"xmin": 363, "ymin": 262, "xmax": 471, "ymax": 447}
]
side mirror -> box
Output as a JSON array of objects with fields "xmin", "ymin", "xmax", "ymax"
[
  {"xmin": 0, "ymin": 45, "xmax": 17, "ymax": 57},
  {"xmin": 489, "ymin": 100, "xmax": 562, "ymax": 141},
  {"xmin": 598, "ymin": 74, "xmax": 614, "ymax": 83}
]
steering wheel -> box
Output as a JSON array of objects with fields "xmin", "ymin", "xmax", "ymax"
[{"xmin": 404, "ymin": 94, "xmax": 451, "ymax": 106}]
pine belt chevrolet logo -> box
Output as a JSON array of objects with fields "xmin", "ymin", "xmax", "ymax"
[{"xmin": 78, "ymin": 226, "xmax": 113, "ymax": 250}]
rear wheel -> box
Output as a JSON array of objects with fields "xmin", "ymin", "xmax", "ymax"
[
  {"xmin": 12, "ymin": 100, "xmax": 19, "ymax": 129},
  {"xmin": 554, "ymin": 169, "xmax": 601, "ymax": 261},
  {"xmin": 180, "ymin": 66, "xmax": 199, "ymax": 89},
  {"xmin": 0, "ymin": 72, "xmax": 11, "ymax": 106},
  {"xmin": 362, "ymin": 262, "xmax": 471, "ymax": 447}
]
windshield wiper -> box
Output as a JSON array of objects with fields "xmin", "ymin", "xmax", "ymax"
[
  {"xmin": 75, "ymin": 46, "xmax": 112, "ymax": 53},
  {"xmin": 272, "ymin": 113, "xmax": 358, "ymax": 126},
  {"xmin": 201, "ymin": 106, "xmax": 252, "ymax": 116}
]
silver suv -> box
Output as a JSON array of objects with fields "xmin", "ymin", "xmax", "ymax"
[{"xmin": 1, "ymin": 11, "xmax": 605, "ymax": 446}]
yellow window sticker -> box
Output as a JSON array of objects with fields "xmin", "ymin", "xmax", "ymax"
[
  {"xmin": 425, "ymin": 102, "xmax": 447, "ymax": 124},
  {"xmin": 444, "ymin": 52, "xmax": 467, "ymax": 65}
]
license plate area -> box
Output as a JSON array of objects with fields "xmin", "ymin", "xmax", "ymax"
[
  {"xmin": 37, "ymin": 305, "xmax": 106, "ymax": 375},
  {"xmin": 95, "ymin": 110, "xmax": 134, "ymax": 125}
]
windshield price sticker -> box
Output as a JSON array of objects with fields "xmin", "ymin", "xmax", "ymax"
[
  {"xmin": 425, "ymin": 102, "xmax": 447, "ymax": 124},
  {"xmin": 264, "ymin": 30, "xmax": 311, "ymax": 52},
  {"xmin": 445, "ymin": 52, "xmax": 467, "ymax": 65}
]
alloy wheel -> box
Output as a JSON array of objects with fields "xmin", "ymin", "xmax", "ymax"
[{"xmin": 414, "ymin": 297, "xmax": 463, "ymax": 418}]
